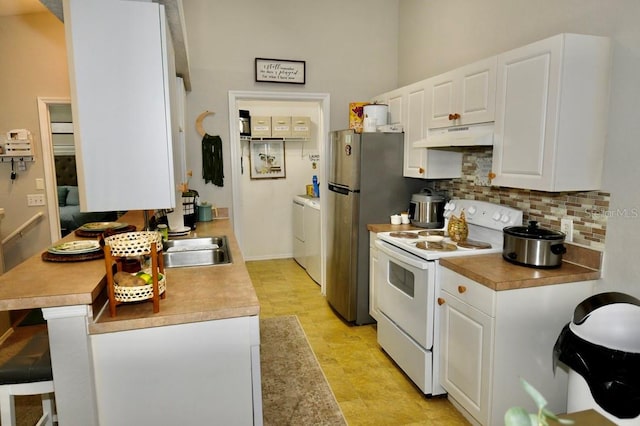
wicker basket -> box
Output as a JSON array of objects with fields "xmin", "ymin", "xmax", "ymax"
[
  {"xmin": 104, "ymin": 231, "xmax": 162, "ymax": 257},
  {"xmin": 113, "ymin": 269, "xmax": 166, "ymax": 303}
]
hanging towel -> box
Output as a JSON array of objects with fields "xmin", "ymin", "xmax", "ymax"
[{"xmin": 202, "ymin": 134, "xmax": 224, "ymax": 187}]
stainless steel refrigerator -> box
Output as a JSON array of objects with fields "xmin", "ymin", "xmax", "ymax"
[{"xmin": 326, "ymin": 129, "xmax": 423, "ymax": 324}]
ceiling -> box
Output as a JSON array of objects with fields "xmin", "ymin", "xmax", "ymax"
[{"xmin": 0, "ymin": 0, "xmax": 48, "ymax": 16}]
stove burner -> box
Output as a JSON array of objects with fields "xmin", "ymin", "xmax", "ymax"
[
  {"xmin": 389, "ymin": 232, "xmax": 420, "ymax": 239},
  {"xmin": 457, "ymin": 239, "xmax": 492, "ymax": 249},
  {"xmin": 418, "ymin": 230, "xmax": 445, "ymax": 237},
  {"xmin": 416, "ymin": 241, "xmax": 457, "ymax": 251}
]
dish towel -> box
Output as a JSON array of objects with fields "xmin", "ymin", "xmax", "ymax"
[{"xmin": 202, "ymin": 134, "xmax": 224, "ymax": 187}]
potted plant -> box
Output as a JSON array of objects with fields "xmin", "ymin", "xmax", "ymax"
[{"xmin": 505, "ymin": 378, "xmax": 574, "ymax": 426}]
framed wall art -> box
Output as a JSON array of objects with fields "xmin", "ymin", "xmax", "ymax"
[
  {"xmin": 250, "ymin": 140, "xmax": 286, "ymax": 179},
  {"xmin": 255, "ymin": 58, "xmax": 306, "ymax": 84}
]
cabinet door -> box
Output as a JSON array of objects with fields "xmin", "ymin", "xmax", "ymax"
[
  {"xmin": 439, "ymin": 291, "xmax": 494, "ymax": 425},
  {"xmin": 64, "ymin": 0, "xmax": 175, "ymax": 211},
  {"xmin": 492, "ymin": 34, "xmax": 610, "ymax": 191},
  {"xmin": 427, "ymin": 71, "xmax": 456, "ymax": 129},
  {"xmin": 458, "ymin": 57, "xmax": 497, "ymax": 126},
  {"xmin": 404, "ymin": 83, "xmax": 428, "ymax": 178},
  {"xmin": 491, "ymin": 36, "xmax": 560, "ymax": 191},
  {"xmin": 426, "ymin": 57, "xmax": 496, "ymax": 129},
  {"xmin": 387, "ymin": 92, "xmax": 403, "ymax": 125}
]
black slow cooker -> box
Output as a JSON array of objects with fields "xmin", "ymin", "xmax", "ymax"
[{"xmin": 503, "ymin": 221, "xmax": 567, "ymax": 268}]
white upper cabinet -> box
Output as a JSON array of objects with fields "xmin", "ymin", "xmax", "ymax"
[
  {"xmin": 426, "ymin": 57, "xmax": 497, "ymax": 129},
  {"xmin": 491, "ymin": 34, "xmax": 611, "ymax": 191},
  {"xmin": 404, "ymin": 82, "xmax": 429, "ymax": 178},
  {"xmin": 63, "ymin": 0, "xmax": 176, "ymax": 211},
  {"xmin": 372, "ymin": 85, "xmax": 461, "ymax": 179}
]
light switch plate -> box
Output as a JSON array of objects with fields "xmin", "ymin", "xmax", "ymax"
[{"xmin": 27, "ymin": 194, "xmax": 45, "ymax": 206}]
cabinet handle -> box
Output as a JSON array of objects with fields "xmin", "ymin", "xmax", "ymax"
[
  {"xmin": 437, "ymin": 297, "xmax": 445, "ymax": 306},
  {"xmin": 457, "ymin": 285, "xmax": 467, "ymax": 294},
  {"xmin": 419, "ymin": 167, "xmax": 425, "ymax": 174},
  {"xmin": 448, "ymin": 113, "xmax": 460, "ymax": 120}
]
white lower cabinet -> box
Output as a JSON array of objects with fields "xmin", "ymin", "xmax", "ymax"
[
  {"xmin": 369, "ymin": 231, "xmax": 380, "ymax": 320},
  {"xmin": 91, "ymin": 316, "xmax": 261, "ymax": 425},
  {"xmin": 439, "ymin": 282, "xmax": 494, "ymax": 424},
  {"xmin": 438, "ymin": 266, "xmax": 595, "ymax": 426}
]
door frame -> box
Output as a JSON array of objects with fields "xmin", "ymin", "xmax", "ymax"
[{"xmin": 37, "ymin": 96, "xmax": 71, "ymax": 243}]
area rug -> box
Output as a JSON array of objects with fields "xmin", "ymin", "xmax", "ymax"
[
  {"xmin": 260, "ymin": 315, "xmax": 347, "ymax": 426},
  {"xmin": 3, "ymin": 317, "xmax": 346, "ymax": 425}
]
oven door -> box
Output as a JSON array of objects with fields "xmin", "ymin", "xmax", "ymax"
[{"xmin": 375, "ymin": 240, "xmax": 436, "ymax": 349}]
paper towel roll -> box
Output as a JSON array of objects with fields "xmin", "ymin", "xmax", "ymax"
[{"xmin": 167, "ymin": 203, "xmax": 185, "ymax": 230}]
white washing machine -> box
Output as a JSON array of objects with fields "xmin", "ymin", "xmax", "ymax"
[
  {"xmin": 304, "ymin": 198, "xmax": 321, "ymax": 285},
  {"xmin": 292, "ymin": 197, "xmax": 306, "ymax": 268}
]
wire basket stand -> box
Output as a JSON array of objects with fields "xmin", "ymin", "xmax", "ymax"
[{"xmin": 102, "ymin": 231, "xmax": 166, "ymax": 317}]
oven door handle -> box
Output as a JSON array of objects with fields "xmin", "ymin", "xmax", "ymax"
[{"xmin": 375, "ymin": 239, "xmax": 431, "ymax": 269}]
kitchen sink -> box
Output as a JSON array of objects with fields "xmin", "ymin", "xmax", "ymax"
[{"xmin": 163, "ymin": 236, "xmax": 232, "ymax": 268}]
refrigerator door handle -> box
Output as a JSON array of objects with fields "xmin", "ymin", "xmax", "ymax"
[{"xmin": 328, "ymin": 183, "xmax": 351, "ymax": 195}]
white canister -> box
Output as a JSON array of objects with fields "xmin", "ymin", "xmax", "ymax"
[
  {"xmin": 363, "ymin": 117, "xmax": 377, "ymax": 132},
  {"xmin": 363, "ymin": 104, "xmax": 389, "ymax": 129}
]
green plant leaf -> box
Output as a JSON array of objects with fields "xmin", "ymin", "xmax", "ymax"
[
  {"xmin": 505, "ymin": 407, "xmax": 537, "ymax": 426},
  {"xmin": 521, "ymin": 378, "xmax": 548, "ymax": 409}
]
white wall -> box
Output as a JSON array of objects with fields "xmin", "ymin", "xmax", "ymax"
[
  {"xmin": 397, "ymin": 0, "xmax": 640, "ymax": 298},
  {"xmin": 0, "ymin": 12, "xmax": 69, "ymax": 271},
  {"xmin": 182, "ymin": 0, "xmax": 399, "ymax": 223}
]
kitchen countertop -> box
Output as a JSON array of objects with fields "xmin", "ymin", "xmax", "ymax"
[
  {"xmin": 367, "ymin": 223, "xmax": 422, "ymax": 233},
  {"xmin": 439, "ymin": 254, "xmax": 601, "ymax": 291},
  {"xmin": 368, "ymin": 223, "xmax": 601, "ymax": 290},
  {"xmin": 0, "ymin": 211, "xmax": 260, "ymax": 334}
]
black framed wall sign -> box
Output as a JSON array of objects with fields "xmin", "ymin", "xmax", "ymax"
[{"xmin": 255, "ymin": 58, "xmax": 306, "ymax": 84}]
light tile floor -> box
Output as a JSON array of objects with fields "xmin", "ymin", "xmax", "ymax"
[{"xmin": 247, "ymin": 259, "xmax": 470, "ymax": 426}]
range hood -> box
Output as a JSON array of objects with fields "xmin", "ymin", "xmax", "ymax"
[{"xmin": 414, "ymin": 122, "xmax": 494, "ymax": 148}]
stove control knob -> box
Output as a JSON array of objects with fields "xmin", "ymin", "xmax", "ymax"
[
  {"xmin": 492, "ymin": 211, "xmax": 501, "ymax": 221},
  {"xmin": 467, "ymin": 206, "xmax": 477, "ymax": 215},
  {"xmin": 500, "ymin": 214, "xmax": 511, "ymax": 223}
]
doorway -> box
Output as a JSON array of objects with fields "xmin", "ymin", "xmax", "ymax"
[
  {"xmin": 228, "ymin": 91, "xmax": 330, "ymax": 291},
  {"xmin": 37, "ymin": 97, "xmax": 73, "ymax": 242}
]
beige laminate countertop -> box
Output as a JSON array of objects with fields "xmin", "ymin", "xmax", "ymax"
[
  {"xmin": 367, "ymin": 223, "xmax": 422, "ymax": 233},
  {"xmin": 439, "ymin": 254, "xmax": 601, "ymax": 291},
  {"xmin": 0, "ymin": 211, "xmax": 260, "ymax": 334}
]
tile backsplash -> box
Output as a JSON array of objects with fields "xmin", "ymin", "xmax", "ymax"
[{"xmin": 434, "ymin": 148, "xmax": 609, "ymax": 250}]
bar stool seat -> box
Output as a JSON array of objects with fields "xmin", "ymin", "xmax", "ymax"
[{"xmin": 0, "ymin": 330, "xmax": 56, "ymax": 426}]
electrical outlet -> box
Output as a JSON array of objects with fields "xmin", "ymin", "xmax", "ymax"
[
  {"xmin": 27, "ymin": 194, "xmax": 45, "ymax": 206},
  {"xmin": 561, "ymin": 218, "xmax": 573, "ymax": 242}
]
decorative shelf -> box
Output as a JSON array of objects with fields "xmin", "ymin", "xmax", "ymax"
[{"xmin": 0, "ymin": 156, "xmax": 34, "ymax": 163}]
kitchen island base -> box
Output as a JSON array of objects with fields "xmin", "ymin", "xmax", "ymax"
[{"xmin": 44, "ymin": 306, "xmax": 262, "ymax": 425}]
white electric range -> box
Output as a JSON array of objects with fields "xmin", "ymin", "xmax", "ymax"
[{"xmin": 373, "ymin": 199, "xmax": 522, "ymax": 395}]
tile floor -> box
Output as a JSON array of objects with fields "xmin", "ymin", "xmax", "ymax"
[{"xmin": 247, "ymin": 259, "xmax": 470, "ymax": 426}]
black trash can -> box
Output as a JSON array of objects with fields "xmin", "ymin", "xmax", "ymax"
[{"xmin": 553, "ymin": 292, "xmax": 640, "ymax": 424}]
